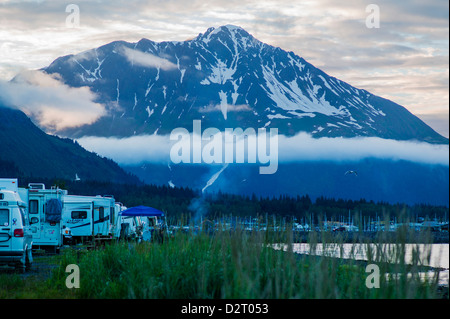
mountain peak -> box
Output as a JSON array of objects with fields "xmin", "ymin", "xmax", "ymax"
[
  {"xmin": 204, "ymin": 24, "xmax": 245, "ymax": 34},
  {"xmin": 217, "ymin": 24, "xmax": 245, "ymax": 32},
  {"xmin": 196, "ymin": 24, "xmax": 254, "ymax": 44}
]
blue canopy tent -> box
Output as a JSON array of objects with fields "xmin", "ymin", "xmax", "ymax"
[
  {"xmin": 120, "ymin": 205, "xmax": 165, "ymax": 217},
  {"xmin": 119, "ymin": 206, "xmax": 166, "ymax": 242}
]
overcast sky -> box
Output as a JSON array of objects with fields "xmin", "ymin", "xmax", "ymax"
[{"xmin": 0, "ymin": 0, "xmax": 448, "ymax": 137}]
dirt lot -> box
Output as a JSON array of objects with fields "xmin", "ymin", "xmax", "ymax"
[{"xmin": 1, "ymin": 256, "xmax": 57, "ymax": 279}]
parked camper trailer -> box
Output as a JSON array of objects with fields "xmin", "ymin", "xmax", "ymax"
[
  {"xmin": 18, "ymin": 183, "xmax": 69, "ymax": 252},
  {"xmin": 119, "ymin": 206, "xmax": 165, "ymax": 242},
  {"xmin": 109, "ymin": 202, "xmax": 124, "ymax": 238},
  {"xmin": 1, "ymin": 178, "xmax": 163, "ymax": 254},
  {"xmin": 0, "ymin": 179, "xmax": 33, "ymax": 270},
  {"xmin": 112, "ymin": 202, "xmax": 143, "ymax": 240},
  {"xmin": 62, "ymin": 194, "xmax": 115, "ymax": 243},
  {"xmin": 120, "ymin": 215, "xmax": 143, "ymax": 240}
]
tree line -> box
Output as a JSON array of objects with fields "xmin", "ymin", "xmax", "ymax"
[{"xmin": 10, "ymin": 177, "xmax": 448, "ymax": 224}]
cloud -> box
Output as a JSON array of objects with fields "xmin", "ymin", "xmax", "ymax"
[
  {"xmin": 77, "ymin": 132, "xmax": 450, "ymax": 167},
  {"xmin": 277, "ymin": 133, "xmax": 449, "ymax": 165},
  {"xmin": 77, "ymin": 134, "xmax": 173, "ymax": 164},
  {"xmin": 198, "ymin": 103, "xmax": 252, "ymax": 119},
  {"xmin": 416, "ymin": 112, "xmax": 450, "ymax": 139},
  {"xmin": 120, "ymin": 46, "xmax": 177, "ymax": 70},
  {"xmin": 0, "ymin": 70, "xmax": 106, "ymax": 130},
  {"xmin": 0, "ymin": 0, "xmax": 447, "ymax": 136},
  {"xmin": 199, "ymin": 104, "xmax": 252, "ymax": 113}
]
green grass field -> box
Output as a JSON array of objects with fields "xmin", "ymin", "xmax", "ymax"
[{"xmin": 1, "ymin": 225, "xmax": 446, "ymax": 299}]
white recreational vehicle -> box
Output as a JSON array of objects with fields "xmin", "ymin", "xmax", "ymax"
[
  {"xmin": 118, "ymin": 206, "xmax": 165, "ymax": 242},
  {"xmin": 18, "ymin": 183, "xmax": 69, "ymax": 252},
  {"xmin": 109, "ymin": 202, "xmax": 124, "ymax": 238},
  {"xmin": 0, "ymin": 179, "xmax": 33, "ymax": 270},
  {"xmin": 111, "ymin": 202, "xmax": 143, "ymax": 240},
  {"xmin": 62, "ymin": 194, "xmax": 115, "ymax": 243}
]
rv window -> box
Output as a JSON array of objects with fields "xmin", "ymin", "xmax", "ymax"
[
  {"xmin": 29, "ymin": 200, "xmax": 39, "ymax": 214},
  {"xmin": 99, "ymin": 207, "xmax": 104, "ymax": 220},
  {"xmin": 71, "ymin": 211, "xmax": 87, "ymax": 219},
  {"xmin": 110, "ymin": 207, "xmax": 114, "ymax": 223},
  {"xmin": 0, "ymin": 209, "xmax": 9, "ymax": 226}
]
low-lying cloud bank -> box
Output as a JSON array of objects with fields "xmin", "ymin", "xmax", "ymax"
[
  {"xmin": 277, "ymin": 133, "xmax": 449, "ymax": 165},
  {"xmin": 0, "ymin": 70, "xmax": 106, "ymax": 131},
  {"xmin": 79, "ymin": 134, "xmax": 172, "ymax": 164},
  {"xmin": 77, "ymin": 132, "xmax": 449, "ymax": 167},
  {"xmin": 120, "ymin": 46, "xmax": 178, "ymax": 70}
]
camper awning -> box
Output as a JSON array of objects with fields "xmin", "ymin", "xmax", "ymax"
[{"xmin": 120, "ymin": 206, "xmax": 165, "ymax": 217}]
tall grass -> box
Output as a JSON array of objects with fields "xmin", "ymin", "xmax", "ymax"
[{"xmin": 45, "ymin": 220, "xmax": 445, "ymax": 299}]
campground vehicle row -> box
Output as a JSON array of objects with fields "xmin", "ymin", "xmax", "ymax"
[{"xmin": 0, "ymin": 178, "xmax": 152, "ymax": 270}]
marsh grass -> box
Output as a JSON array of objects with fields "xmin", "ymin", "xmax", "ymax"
[
  {"xmin": 0, "ymin": 212, "xmax": 445, "ymax": 299},
  {"xmin": 42, "ymin": 217, "xmax": 445, "ymax": 299}
]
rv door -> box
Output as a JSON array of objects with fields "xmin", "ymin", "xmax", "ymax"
[
  {"xmin": 28, "ymin": 196, "xmax": 42, "ymax": 240},
  {"xmin": 0, "ymin": 208, "xmax": 12, "ymax": 252}
]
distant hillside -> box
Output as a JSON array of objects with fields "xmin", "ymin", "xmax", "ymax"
[{"xmin": 0, "ymin": 104, "xmax": 140, "ymax": 184}]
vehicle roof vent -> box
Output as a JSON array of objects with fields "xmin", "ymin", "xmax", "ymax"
[{"xmin": 28, "ymin": 183, "xmax": 45, "ymax": 190}]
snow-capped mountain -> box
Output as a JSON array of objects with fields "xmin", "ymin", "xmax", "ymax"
[{"xmin": 44, "ymin": 25, "xmax": 447, "ymax": 144}]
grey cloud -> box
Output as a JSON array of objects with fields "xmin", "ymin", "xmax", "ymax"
[
  {"xmin": 77, "ymin": 133, "xmax": 450, "ymax": 167},
  {"xmin": 120, "ymin": 46, "xmax": 178, "ymax": 70},
  {"xmin": 0, "ymin": 70, "xmax": 106, "ymax": 130},
  {"xmin": 416, "ymin": 113, "xmax": 450, "ymax": 138}
]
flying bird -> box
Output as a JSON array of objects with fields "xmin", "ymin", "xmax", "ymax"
[{"xmin": 345, "ymin": 170, "xmax": 358, "ymax": 176}]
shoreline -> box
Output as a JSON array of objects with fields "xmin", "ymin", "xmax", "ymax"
[{"xmin": 287, "ymin": 231, "xmax": 449, "ymax": 244}]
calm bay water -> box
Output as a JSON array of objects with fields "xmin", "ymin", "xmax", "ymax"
[
  {"xmin": 276, "ymin": 243, "xmax": 449, "ymax": 285},
  {"xmin": 289, "ymin": 243, "xmax": 448, "ymax": 268}
]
